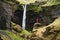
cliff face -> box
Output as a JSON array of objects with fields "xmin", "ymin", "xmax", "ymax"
[
  {"xmin": 0, "ymin": 2, "xmax": 7, "ymax": 29},
  {"xmin": 11, "ymin": 4, "xmax": 60, "ymax": 31},
  {"xmin": 41, "ymin": 5, "xmax": 60, "ymax": 24},
  {"xmin": 0, "ymin": 1, "xmax": 16, "ymax": 29},
  {"xmin": 0, "ymin": 0, "xmax": 60, "ymax": 30}
]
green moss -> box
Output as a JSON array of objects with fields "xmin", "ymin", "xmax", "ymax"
[
  {"xmin": 11, "ymin": 22, "xmax": 31, "ymax": 35},
  {"xmin": 0, "ymin": 29, "xmax": 31, "ymax": 40},
  {"xmin": 42, "ymin": 0, "xmax": 60, "ymax": 7},
  {"xmin": 3, "ymin": 30, "xmax": 24, "ymax": 40},
  {"xmin": 21, "ymin": 30, "xmax": 31, "ymax": 35},
  {"xmin": 11, "ymin": 22, "xmax": 18, "ymax": 28}
]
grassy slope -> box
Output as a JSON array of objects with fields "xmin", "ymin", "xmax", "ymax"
[
  {"xmin": 0, "ymin": 29, "xmax": 30, "ymax": 40},
  {"xmin": 42, "ymin": 0, "xmax": 60, "ymax": 6}
]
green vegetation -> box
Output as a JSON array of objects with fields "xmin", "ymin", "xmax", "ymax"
[
  {"xmin": 0, "ymin": 22, "xmax": 31, "ymax": 40},
  {"xmin": 0, "ymin": 29, "xmax": 31, "ymax": 40},
  {"xmin": 4, "ymin": 30, "xmax": 23, "ymax": 40},
  {"xmin": 42, "ymin": 0, "xmax": 60, "ymax": 6},
  {"xmin": 21, "ymin": 29, "xmax": 31, "ymax": 35}
]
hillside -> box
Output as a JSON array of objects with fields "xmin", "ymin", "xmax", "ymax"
[{"xmin": 0, "ymin": 0, "xmax": 60, "ymax": 40}]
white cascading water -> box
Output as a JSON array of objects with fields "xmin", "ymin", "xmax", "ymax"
[{"xmin": 22, "ymin": 4, "xmax": 27, "ymax": 29}]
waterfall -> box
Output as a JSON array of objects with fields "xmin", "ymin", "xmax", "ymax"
[{"xmin": 22, "ymin": 4, "xmax": 27, "ymax": 29}]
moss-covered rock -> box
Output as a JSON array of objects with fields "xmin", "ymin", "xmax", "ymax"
[
  {"xmin": 11, "ymin": 22, "xmax": 23, "ymax": 32},
  {"xmin": 32, "ymin": 17, "xmax": 60, "ymax": 40},
  {"xmin": 0, "ymin": 29, "xmax": 31, "ymax": 40}
]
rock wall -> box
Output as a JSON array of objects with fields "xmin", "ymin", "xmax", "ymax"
[{"xmin": 0, "ymin": 1, "xmax": 16, "ymax": 29}]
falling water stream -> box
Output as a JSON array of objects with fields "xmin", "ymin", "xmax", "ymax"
[{"xmin": 22, "ymin": 4, "xmax": 27, "ymax": 29}]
